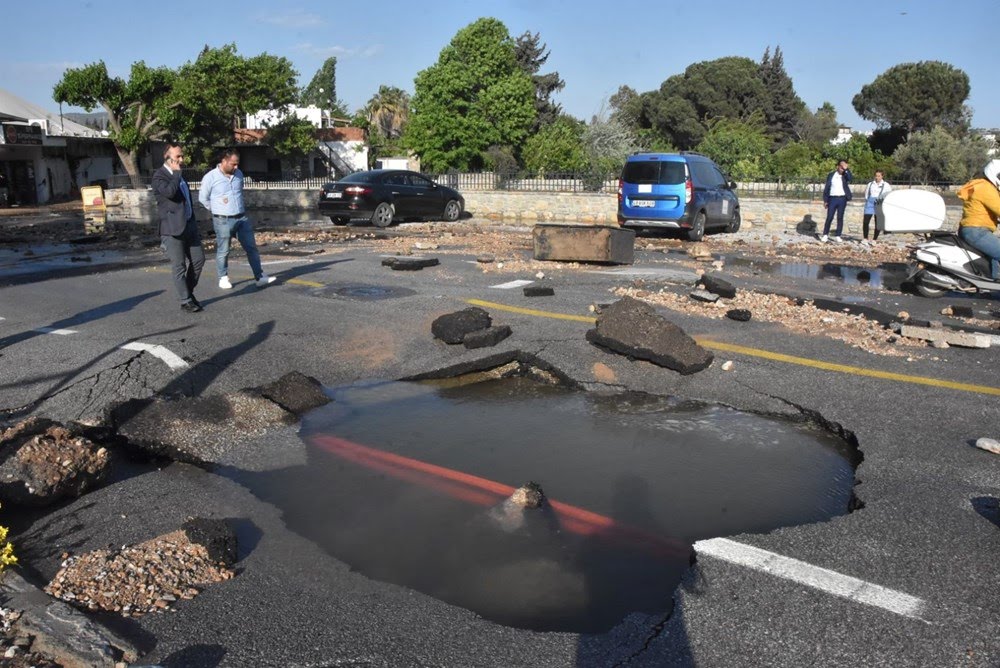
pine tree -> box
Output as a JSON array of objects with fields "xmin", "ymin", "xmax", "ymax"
[
  {"xmin": 514, "ymin": 31, "xmax": 565, "ymax": 132},
  {"xmin": 759, "ymin": 46, "xmax": 805, "ymax": 147}
]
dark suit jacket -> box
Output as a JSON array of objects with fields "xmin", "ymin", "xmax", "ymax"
[{"xmin": 152, "ymin": 165, "xmax": 194, "ymax": 236}]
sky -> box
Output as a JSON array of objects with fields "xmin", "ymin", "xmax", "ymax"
[{"xmin": 2, "ymin": 0, "xmax": 997, "ymax": 131}]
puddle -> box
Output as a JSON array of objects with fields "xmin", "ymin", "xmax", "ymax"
[
  {"xmin": 722, "ymin": 256, "xmax": 908, "ymax": 289},
  {"xmin": 228, "ymin": 376, "xmax": 856, "ymax": 633},
  {"xmin": 333, "ymin": 285, "xmax": 415, "ymax": 300}
]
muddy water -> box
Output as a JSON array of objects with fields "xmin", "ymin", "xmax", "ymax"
[
  {"xmin": 232, "ymin": 378, "xmax": 856, "ymax": 633},
  {"xmin": 722, "ymin": 256, "xmax": 908, "ymax": 289}
]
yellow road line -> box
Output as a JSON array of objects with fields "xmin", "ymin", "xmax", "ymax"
[
  {"xmin": 287, "ymin": 278, "xmax": 324, "ymax": 288},
  {"xmin": 466, "ymin": 298, "xmax": 1000, "ymax": 397}
]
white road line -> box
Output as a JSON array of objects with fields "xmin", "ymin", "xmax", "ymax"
[
  {"xmin": 33, "ymin": 327, "xmax": 78, "ymax": 335},
  {"xmin": 694, "ymin": 537, "xmax": 930, "ymax": 622},
  {"xmin": 491, "ymin": 279, "xmax": 534, "ymax": 289},
  {"xmin": 120, "ymin": 342, "xmax": 189, "ymax": 370}
]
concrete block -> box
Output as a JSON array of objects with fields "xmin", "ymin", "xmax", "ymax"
[
  {"xmin": 533, "ymin": 224, "xmax": 634, "ymax": 265},
  {"xmin": 900, "ymin": 325, "xmax": 991, "ymax": 348}
]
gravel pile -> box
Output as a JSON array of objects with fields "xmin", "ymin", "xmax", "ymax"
[{"xmin": 44, "ymin": 530, "xmax": 234, "ymax": 617}]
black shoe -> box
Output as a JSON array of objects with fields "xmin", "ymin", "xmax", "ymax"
[
  {"xmin": 181, "ymin": 301, "xmax": 202, "ymax": 313},
  {"xmin": 189, "ymin": 296, "xmax": 201, "ymax": 308}
]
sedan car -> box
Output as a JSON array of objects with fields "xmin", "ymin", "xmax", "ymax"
[{"xmin": 318, "ymin": 169, "xmax": 464, "ymax": 227}]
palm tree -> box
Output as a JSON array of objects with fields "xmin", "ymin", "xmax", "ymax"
[{"xmin": 366, "ymin": 86, "xmax": 411, "ymax": 140}]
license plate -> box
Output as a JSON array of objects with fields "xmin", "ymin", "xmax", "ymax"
[
  {"xmin": 632, "ymin": 199, "xmax": 654, "ymax": 208},
  {"xmin": 326, "ymin": 192, "xmax": 342, "ymax": 199}
]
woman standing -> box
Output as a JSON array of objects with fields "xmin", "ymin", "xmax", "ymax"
[{"xmin": 862, "ymin": 170, "xmax": 892, "ymax": 242}]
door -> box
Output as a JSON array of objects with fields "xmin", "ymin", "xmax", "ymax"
[
  {"xmin": 382, "ymin": 172, "xmax": 419, "ymax": 217},
  {"xmin": 406, "ymin": 173, "xmax": 441, "ymax": 217}
]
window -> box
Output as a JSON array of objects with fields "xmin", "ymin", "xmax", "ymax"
[{"xmin": 622, "ymin": 161, "xmax": 686, "ymax": 185}]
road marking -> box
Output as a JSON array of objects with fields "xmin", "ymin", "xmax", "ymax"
[
  {"xmin": 120, "ymin": 342, "xmax": 189, "ymax": 370},
  {"xmin": 490, "ymin": 279, "xmax": 534, "ymax": 289},
  {"xmin": 287, "ymin": 278, "xmax": 325, "ymax": 288},
  {"xmin": 466, "ymin": 298, "xmax": 1000, "ymax": 397},
  {"xmin": 466, "ymin": 298, "xmax": 595, "ymax": 323},
  {"xmin": 694, "ymin": 537, "xmax": 930, "ymax": 622},
  {"xmin": 33, "ymin": 327, "xmax": 78, "ymax": 335}
]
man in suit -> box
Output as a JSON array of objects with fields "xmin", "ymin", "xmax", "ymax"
[
  {"xmin": 153, "ymin": 143, "xmax": 205, "ymax": 313},
  {"xmin": 820, "ymin": 159, "xmax": 853, "ymax": 243}
]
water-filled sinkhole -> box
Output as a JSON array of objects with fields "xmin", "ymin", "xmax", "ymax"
[{"xmin": 230, "ymin": 375, "xmax": 857, "ymax": 633}]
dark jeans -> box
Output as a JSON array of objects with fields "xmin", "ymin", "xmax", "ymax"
[
  {"xmin": 862, "ymin": 214, "xmax": 880, "ymax": 240},
  {"xmin": 822, "ymin": 196, "xmax": 848, "ymax": 236},
  {"xmin": 162, "ymin": 221, "xmax": 205, "ymax": 303}
]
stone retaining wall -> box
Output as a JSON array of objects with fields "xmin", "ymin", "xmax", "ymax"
[{"xmin": 106, "ymin": 188, "xmax": 962, "ymax": 234}]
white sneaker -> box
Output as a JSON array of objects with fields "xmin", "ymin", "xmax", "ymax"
[
  {"xmin": 819, "ymin": 235, "xmax": 829, "ymax": 242},
  {"xmin": 218, "ymin": 276, "xmax": 233, "ymax": 289},
  {"xmin": 832, "ymin": 236, "xmax": 843, "ymax": 243},
  {"xmin": 255, "ymin": 273, "xmax": 275, "ymax": 287}
]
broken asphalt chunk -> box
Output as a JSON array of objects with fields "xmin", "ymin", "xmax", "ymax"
[
  {"xmin": 726, "ymin": 309, "xmax": 752, "ymax": 322},
  {"xmin": 585, "ymin": 297, "xmax": 714, "ymax": 375},
  {"xmin": 381, "ymin": 256, "xmax": 439, "ymax": 270},
  {"xmin": 463, "ymin": 325, "xmax": 513, "ymax": 349},
  {"xmin": 690, "ymin": 289, "xmax": 719, "ymax": 303},
  {"xmin": 698, "ymin": 274, "xmax": 737, "ymax": 298},
  {"xmin": 256, "ymin": 371, "xmax": 330, "ymax": 416},
  {"xmin": 523, "ymin": 286, "xmax": 555, "ymax": 297},
  {"xmin": 432, "ymin": 307, "xmax": 492, "ymax": 344}
]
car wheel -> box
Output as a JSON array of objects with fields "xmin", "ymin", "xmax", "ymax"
[
  {"xmin": 725, "ymin": 209, "xmax": 741, "ymax": 233},
  {"xmin": 443, "ymin": 199, "xmax": 462, "ymax": 222},
  {"xmin": 329, "ymin": 216, "xmax": 349, "ymax": 226},
  {"xmin": 686, "ymin": 211, "xmax": 706, "ymax": 241},
  {"xmin": 371, "ymin": 202, "xmax": 394, "ymax": 228}
]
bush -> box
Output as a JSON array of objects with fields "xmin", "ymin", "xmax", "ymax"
[{"xmin": 0, "ymin": 504, "xmax": 15, "ymax": 575}]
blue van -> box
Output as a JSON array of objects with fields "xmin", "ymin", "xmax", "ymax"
[{"xmin": 617, "ymin": 152, "xmax": 741, "ymax": 241}]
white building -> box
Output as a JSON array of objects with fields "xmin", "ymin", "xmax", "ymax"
[
  {"xmin": 0, "ymin": 88, "xmax": 116, "ymax": 205},
  {"xmin": 245, "ymin": 104, "xmax": 331, "ymax": 131},
  {"xmin": 830, "ymin": 126, "xmax": 854, "ymax": 145}
]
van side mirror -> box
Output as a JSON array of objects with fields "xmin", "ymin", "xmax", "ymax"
[{"xmin": 729, "ymin": 181, "xmax": 737, "ymax": 190}]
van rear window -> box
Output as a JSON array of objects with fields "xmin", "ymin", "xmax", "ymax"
[{"xmin": 622, "ymin": 161, "xmax": 686, "ymax": 185}]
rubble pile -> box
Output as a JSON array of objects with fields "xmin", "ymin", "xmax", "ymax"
[{"xmin": 45, "ymin": 529, "xmax": 235, "ymax": 617}]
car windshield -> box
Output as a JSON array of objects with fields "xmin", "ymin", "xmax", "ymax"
[{"xmin": 622, "ymin": 161, "xmax": 686, "ymax": 185}]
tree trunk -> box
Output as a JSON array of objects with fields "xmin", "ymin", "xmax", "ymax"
[{"xmin": 114, "ymin": 146, "xmax": 141, "ymax": 189}]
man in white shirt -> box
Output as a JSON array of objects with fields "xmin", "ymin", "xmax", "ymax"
[{"xmin": 820, "ymin": 160, "xmax": 853, "ymax": 242}]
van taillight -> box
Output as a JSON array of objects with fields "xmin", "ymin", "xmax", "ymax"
[
  {"xmin": 617, "ymin": 178, "xmax": 623, "ymax": 204},
  {"xmin": 685, "ymin": 177, "xmax": 693, "ymax": 204}
]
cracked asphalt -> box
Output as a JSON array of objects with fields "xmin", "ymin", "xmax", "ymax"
[{"xmin": 2, "ymin": 216, "xmax": 1000, "ymax": 667}]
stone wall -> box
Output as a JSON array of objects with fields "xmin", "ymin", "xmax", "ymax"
[{"xmin": 106, "ymin": 188, "xmax": 962, "ymax": 234}]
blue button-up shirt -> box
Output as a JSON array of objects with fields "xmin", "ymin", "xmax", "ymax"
[{"xmin": 198, "ymin": 166, "xmax": 245, "ymax": 216}]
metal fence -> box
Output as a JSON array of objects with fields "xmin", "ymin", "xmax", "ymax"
[{"xmin": 106, "ymin": 170, "xmax": 961, "ymax": 201}]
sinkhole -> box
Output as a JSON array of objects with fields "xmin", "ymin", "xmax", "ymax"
[{"xmin": 229, "ymin": 369, "xmax": 858, "ymax": 633}]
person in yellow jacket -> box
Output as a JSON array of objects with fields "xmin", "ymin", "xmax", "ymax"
[{"xmin": 958, "ymin": 159, "xmax": 1000, "ymax": 279}]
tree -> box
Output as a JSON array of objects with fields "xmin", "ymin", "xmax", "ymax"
[
  {"xmin": 695, "ymin": 116, "xmax": 771, "ymax": 179},
  {"xmin": 54, "ymin": 61, "xmax": 175, "ymax": 184},
  {"xmin": 582, "ymin": 111, "xmax": 639, "ymax": 176},
  {"xmin": 514, "ymin": 31, "xmax": 565, "ymax": 132},
  {"xmin": 892, "ymin": 127, "xmax": 989, "ymax": 183},
  {"xmin": 794, "ymin": 102, "xmax": 840, "ymax": 145},
  {"xmin": 521, "ymin": 115, "xmax": 586, "ymax": 174},
  {"xmin": 404, "ymin": 18, "xmax": 536, "ymax": 171},
  {"xmin": 165, "ymin": 44, "xmax": 300, "ymax": 164},
  {"xmin": 265, "ymin": 115, "xmax": 317, "ymax": 161},
  {"xmin": 641, "ymin": 57, "xmax": 769, "ymax": 149},
  {"xmin": 766, "ymin": 141, "xmax": 826, "ymax": 180},
  {"xmin": 822, "ymin": 135, "xmax": 889, "ymax": 183},
  {"xmin": 758, "ymin": 46, "xmax": 806, "ymax": 147},
  {"xmin": 366, "ymin": 85, "xmax": 410, "ymax": 141},
  {"xmin": 852, "ymin": 61, "xmax": 970, "ymax": 138},
  {"xmin": 300, "ymin": 57, "xmax": 349, "ymax": 118}
]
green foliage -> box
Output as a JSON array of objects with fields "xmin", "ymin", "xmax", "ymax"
[
  {"xmin": 581, "ymin": 114, "xmax": 639, "ymax": 177},
  {"xmin": 166, "ymin": 44, "xmax": 299, "ymax": 163},
  {"xmin": 53, "ymin": 60, "xmax": 175, "ymax": 179},
  {"xmin": 852, "ymin": 61, "xmax": 970, "ymax": 136},
  {"xmin": 643, "ymin": 57, "xmax": 769, "ymax": 149},
  {"xmin": 300, "ymin": 57, "xmax": 349, "ymax": 115},
  {"xmin": 794, "ymin": 102, "xmax": 839, "ymax": 146},
  {"xmin": 695, "ymin": 116, "xmax": 771, "ymax": 179},
  {"xmin": 265, "ymin": 115, "xmax": 318, "ymax": 160},
  {"xmin": 366, "ymin": 85, "xmax": 410, "ymax": 140},
  {"xmin": 514, "ymin": 31, "xmax": 565, "ymax": 132},
  {"xmin": 822, "ymin": 135, "xmax": 891, "ymax": 182},
  {"xmin": 892, "ymin": 127, "xmax": 989, "ymax": 183},
  {"xmin": 521, "ymin": 115, "xmax": 586, "ymax": 174},
  {"xmin": 765, "ymin": 141, "xmax": 827, "ymax": 180},
  {"xmin": 404, "ymin": 18, "xmax": 537, "ymax": 171},
  {"xmin": 758, "ymin": 46, "xmax": 806, "ymax": 147}
]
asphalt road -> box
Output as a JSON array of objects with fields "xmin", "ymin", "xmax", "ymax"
[{"xmin": 2, "ymin": 218, "xmax": 999, "ymax": 667}]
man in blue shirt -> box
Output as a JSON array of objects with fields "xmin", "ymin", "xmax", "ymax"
[
  {"xmin": 198, "ymin": 148, "xmax": 274, "ymax": 289},
  {"xmin": 152, "ymin": 143, "xmax": 204, "ymax": 313}
]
